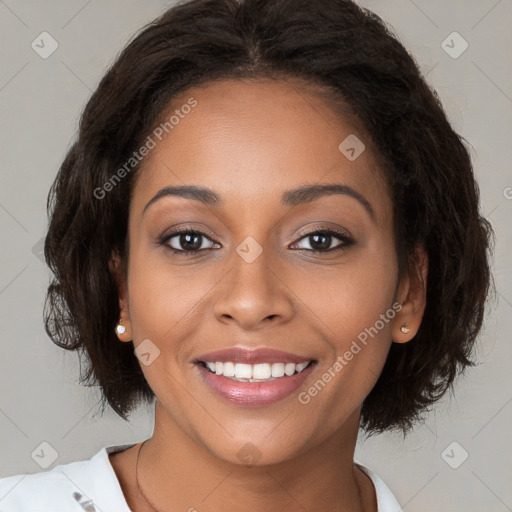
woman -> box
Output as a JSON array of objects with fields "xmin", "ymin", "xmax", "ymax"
[{"xmin": 0, "ymin": 0, "xmax": 494, "ymax": 510}]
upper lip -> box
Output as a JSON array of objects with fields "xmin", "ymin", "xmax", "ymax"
[{"xmin": 194, "ymin": 347, "xmax": 315, "ymax": 365}]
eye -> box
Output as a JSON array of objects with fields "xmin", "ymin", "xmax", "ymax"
[
  {"xmin": 291, "ymin": 227, "xmax": 354, "ymax": 253},
  {"xmin": 158, "ymin": 228, "xmax": 219, "ymax": 255}
]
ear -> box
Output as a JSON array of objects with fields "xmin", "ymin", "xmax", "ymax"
[
  {"xmin": 392, "ymin": 244, "xmax": 428, "ymax": 344},
  {"xmin": 109, "ymin": 250, "xmax": 132, "ymax": 342}
]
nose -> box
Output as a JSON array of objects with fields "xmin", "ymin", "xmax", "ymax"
[{"xmin": 213, "ymin": 245, "xmax": 295, "ymax": 331}]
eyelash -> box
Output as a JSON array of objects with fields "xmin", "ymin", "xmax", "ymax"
[{"xmin": 157, "ymin": 226, "xmax": 354, "ymax": 256}]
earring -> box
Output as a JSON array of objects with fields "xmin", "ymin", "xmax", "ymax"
[
  {"xmin": 400, "ymin": 323, "xmax": 411, "ymax": 334},
  {"xmin": 116, "ymin": 320, "xmax": 126, "ymax": 335}
]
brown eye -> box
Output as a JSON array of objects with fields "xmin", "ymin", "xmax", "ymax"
[
  {"xmin": 292, "ymin": 228, "xmax": 354, "ymax": 253},
  {"xmin": 159, "ymin": 228, "xmax": 218, "ymax": 254}
]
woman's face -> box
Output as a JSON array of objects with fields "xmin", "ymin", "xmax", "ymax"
[{"xmin": 119, "ymin": 78, "xmax": 410, "ymax": 464}]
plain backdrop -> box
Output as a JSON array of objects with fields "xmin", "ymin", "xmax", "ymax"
[{"xmin": 0, "ymin": 1, "xmax": 511, "ymax": 511}]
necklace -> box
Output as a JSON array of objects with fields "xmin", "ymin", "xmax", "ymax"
[{"xmin": 135, "ymin": 439, "xmax": 163, "ymax": 512}]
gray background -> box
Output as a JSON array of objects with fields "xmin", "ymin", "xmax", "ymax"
[{"xmin": 0, "ymin": 1, "xmax": 511, "ymax": 510}]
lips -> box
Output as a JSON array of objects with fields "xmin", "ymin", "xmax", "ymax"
[
  {"xmin": 192, "ymin": 346, "xmax": 318, "ymax": 406},
  {"xmin": 193, "ymin": 347, "xmax": 314, "ymax": 365}
]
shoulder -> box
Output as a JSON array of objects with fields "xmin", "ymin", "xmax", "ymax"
[
  {"xmin": 355, "ymin": 462, "xmax": 404, "ymax": 512},
  {"xmin": 0, "ymin": 444, "xmax": 134, "ymax": 512}
]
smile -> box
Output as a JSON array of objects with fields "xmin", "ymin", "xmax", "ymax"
[{"xmin": 195, "ymin": 360, "xmax": 317, "ymax": 406}]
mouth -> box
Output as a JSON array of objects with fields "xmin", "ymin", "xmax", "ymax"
[{"xmin": 192, "ymin": 347, "xmax": 318, "ymax": 406}]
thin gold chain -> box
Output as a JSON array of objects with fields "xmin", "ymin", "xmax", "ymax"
[{"xmin": 135, "ymin": 439, "xmax": 164, "ymax": 512}]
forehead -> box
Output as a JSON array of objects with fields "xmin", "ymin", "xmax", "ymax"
[{"xmin": 132, "ymin": 78, "xmax": 392, "ymax": 228}]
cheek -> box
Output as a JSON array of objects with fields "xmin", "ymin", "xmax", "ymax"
[
  {"xmin": 126, "ymin": 248, "xmax": 219, "ymax": 340},
  {"xmin": 294, "ymin": 241, "xmax": 398, "ymax": 337},
  {"xmin": 293, "ymin": 252, "xmax": 398, "ymax": 425}
]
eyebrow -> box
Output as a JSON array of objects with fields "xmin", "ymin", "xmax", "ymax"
[{"xmin": 142, "ymin": 183, "xmax": 375, "ymax": 220}]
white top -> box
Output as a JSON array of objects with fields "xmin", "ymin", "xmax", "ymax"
[{"xmin": 0, "ymin": 444, "xmax": 403, "ymax": 511}]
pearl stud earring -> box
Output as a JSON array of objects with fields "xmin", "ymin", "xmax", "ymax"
[
  {"xmin": 400, "ymin": 323, "xmax": 411, "ymax": 334},
  {"xmin": 116, "ymin": 322, "xmax": 126, "ymax": 335}
]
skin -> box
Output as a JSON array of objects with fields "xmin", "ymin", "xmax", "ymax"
[{"xmin": 109, "ymin": 78, "xmax": 428, "ymax": 512}]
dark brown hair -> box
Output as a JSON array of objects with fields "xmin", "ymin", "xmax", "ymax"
[{"xmin": 44, "ymin": 0, "xmax": 495, "ymax": 438}]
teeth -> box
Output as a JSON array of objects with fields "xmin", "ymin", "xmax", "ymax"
[
  {"xmin": 202, "ymin": 361, "xmax": 312, "ymax": 381},
  {"xmin": 253, "ymin": 363, "xmax": 271, "ymax": 379},
  {"xmin": 272, "ymin": 363, "xmax": 285, "ymax": 377},
  {"xmin": 234, "ymin": 363, "xmax": 252, "ymax": 379},
  {"xmin": 295, "ymin": 362, "xmax": 309, "ymax": 372},
  {"xmin": 222, "ymin": 361, "xmax": 235, "ymax": 377}
]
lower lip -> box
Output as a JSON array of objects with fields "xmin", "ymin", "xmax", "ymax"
[{"xmin": 195, "ymin": 362, "xmax": 315, "ymax": 407}]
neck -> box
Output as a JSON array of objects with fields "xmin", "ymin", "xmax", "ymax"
[{"xmin": 133, "ymin": 400, "xmax": 374, "ymax": 512}]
